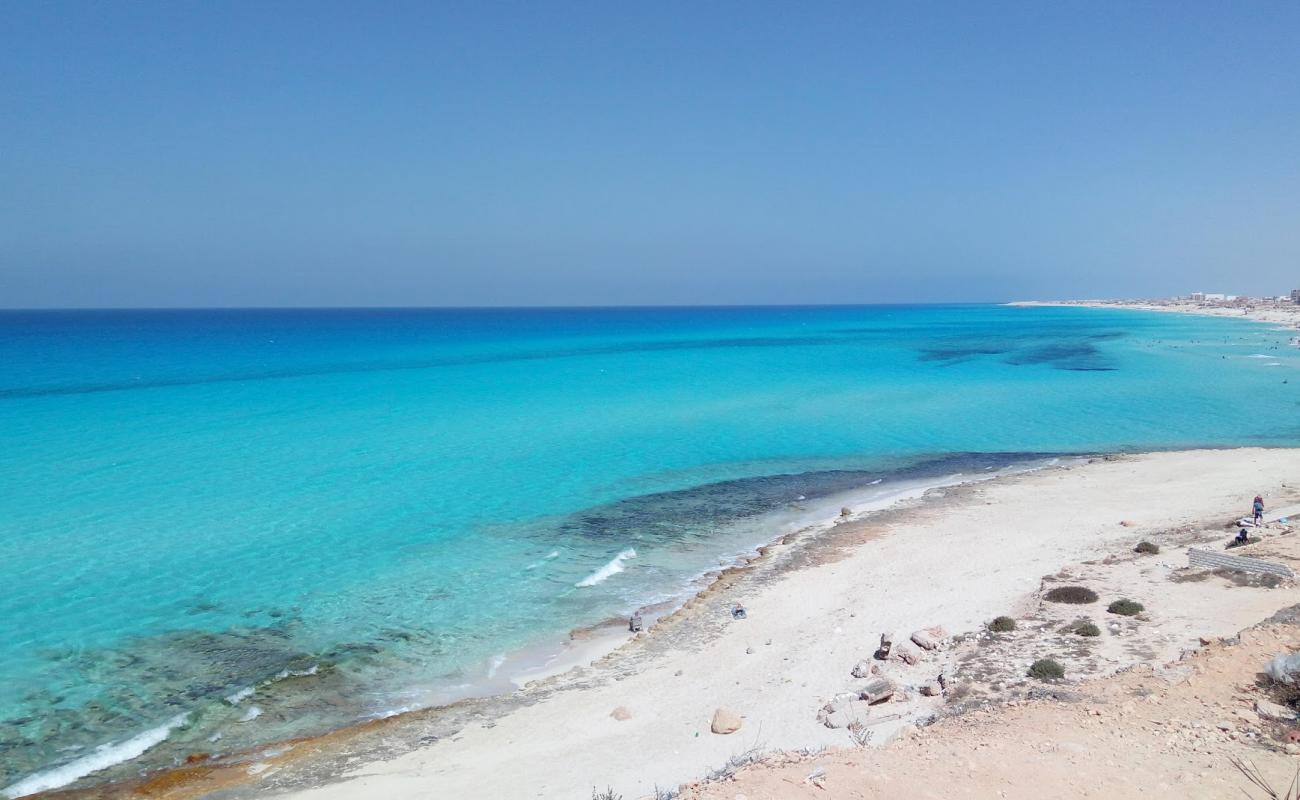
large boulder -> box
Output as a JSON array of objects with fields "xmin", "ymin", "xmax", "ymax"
[
  {"xmin": 1266, "ymin": 652, "xmax": 1300, "ymax": 685},
  {"xmin": 711, "ymin": 707, "xmax": 742, "ymax": 734}
]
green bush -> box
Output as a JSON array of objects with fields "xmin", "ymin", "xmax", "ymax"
[
  {"xmin": 1107, "ymin": 599, "xmax": 1144, "ymax": 616},
  {"xmin": 1134, "ymin": 541, "xmax": 1159, "ymax": 555},
  {"xmin": 1072, "ymin": 621, "xmax": 1101, "ymax": 637},
  {"xmin": 989, "ymin": 616, "xmax": 1017, "ymax": 632},
  {"xmin": 1027, "ymin": 658, "xmax": 1065, "ymax": 680},
  {"xmin": 1045, "ymin": 586, "xmax": 1099, "ymax": 604}
]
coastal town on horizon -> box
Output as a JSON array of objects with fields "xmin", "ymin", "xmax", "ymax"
[
  {"xmin": 1053, "ymin": 287, "xmax": 1300, "ymax": 309},
  {"xmin": 1108, "ymin": 288, "xmax": 1300, "ymax": 307},
  {"xmin": 1015, "ymin": 290, "xmax": 1300, "ymax": 339}
]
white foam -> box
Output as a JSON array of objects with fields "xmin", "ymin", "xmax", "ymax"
[
  {"xmin": 237, "ymin": 706, "xmax": 263, "ymax": 723},
  {"xmin": 524, "ymin": 551, "xmax": 561, "ymax": 571},
  {"xmin": 576, "ymin": 548, "xmax": 637, "ymax": 587},
  {"xmin": 272, "ymin": 664, "xmax": 318, "ymax": 681},
  {"xmin": 3, "ymin": 714, "xmax": 187, "ymax": 798},
  {"xmin": 225, "ymin": 686, "xmax": 254, "ymax": 705},
  {"xmin": 486, "ymin": 653, "xmax": 507, "ymax": 678},
  {"xmin": 868, "ymin": 478, "xmax": 883, "ymax": 485}
]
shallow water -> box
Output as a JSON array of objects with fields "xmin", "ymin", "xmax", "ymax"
[{"xmin": 2, "ymin": 304, "xmax": 1298, "ymax": 792}]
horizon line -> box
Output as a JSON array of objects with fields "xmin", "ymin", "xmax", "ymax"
[{"xmin": 0, "ymin": 300, "xmax": 1051, "ymax": 313}]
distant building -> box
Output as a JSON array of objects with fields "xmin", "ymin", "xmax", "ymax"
[
  {"xmin": 1189, "ymin": 292, "xmax": 1206, "ymax": 301},
  {"xmin": 1291, "ymin": 289, "xmax": 1300, "ymax": 303},
  {"xmin": 1204, "ymin": 293, "xmax": 1226, "ymax": 302}
]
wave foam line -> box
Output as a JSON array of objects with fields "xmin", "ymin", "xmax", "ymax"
[
  {"xmin": 576, "ymin": 548, "xmax": 636, "ymax": 587},
  {"xmin": 525, "ymin": 550, "xmax": 561, "ymax": 571},
  {"xmin": 3, "ymin": 714, "xmax": 187, "ymax": 799}
]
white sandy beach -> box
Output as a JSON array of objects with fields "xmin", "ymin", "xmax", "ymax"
[
  {"xmin": 1011, "ymin": 299, "xmax": 1300, "ymax": 332},
  {"xmin": 226, "ymin": 448, "xmax": 1300, "ymax": 800}
]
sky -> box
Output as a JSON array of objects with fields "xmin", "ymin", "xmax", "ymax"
[{"xmin": 2, "ymin": 2, "xmax": 1299, "ymax": 308}]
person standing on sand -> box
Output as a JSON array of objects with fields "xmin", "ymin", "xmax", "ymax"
[{"xmin": 1253, "ymin": 495, "xmax": 1265, "ymax": 527}]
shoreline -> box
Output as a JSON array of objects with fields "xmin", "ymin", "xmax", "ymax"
[
  {"xmin": 29, "ymin": 447, "xmax": 1300, "ymax": 800},
  {"xmin": 10, "ymin": 454, "xmax": 1071, "ymax": 799},
  {"xmin": 1008, "ymin": 298, "xmax": 1300, "ymax": 334}
]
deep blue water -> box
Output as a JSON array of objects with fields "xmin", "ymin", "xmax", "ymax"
[{"xmin": 2, "ymin": 304, "xmax": 1298, "ymax": 793}]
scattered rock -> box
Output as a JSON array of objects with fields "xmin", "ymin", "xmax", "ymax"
[
  {"xmin": 851, "ymin": 660, "xmax": 873, "ymax": 679},
  {"xmin": 894, "ymin": 642, "xmax": 921, "ymax": 665},
  {"xmin": 1256, "ymin": 699, "xmax": 1299, "ymax": 722},
  {"xmin": 819, "ymin": 696, "xmax": 871, "ymax": 729},
  {"xmin": 731, "ymin": 604, "xmax": 747, "ymax": 620},
  {"xmin": 745, "ymin": 646, "xmax": 754, "ymax": 655},
  {"xmin": 185, "ymin": 752, "xmax": 210, "ymax": 764},
  {"xmin": 911, "ymin": 629, "xmax": 939, "ymax": 650},
  {"xmin": 1120, "ymin": 520, "xmax": 1136, "ymax": 527},
  {"xmin": 805, "ymin": 767, "xmax": 827, "ymax": 787},
  {"xmin": 860, "ymin": 677, "xmax": 895, "ymax": 704},
  {"xmin": 711, "ymin": 708, "xmax": 742, "ymax": 734},
  {"xmin": 920, "ymin": 680, "xmax": 943, "ymax": 697},
  {"xmin": 841, "ymin": 507, "xmax": 852, "ymax": 517},
  {"xmin": 875, "ymin": 632, "xmax": 893, "ymax": 660},
  {"xmin": 610, "ymin": 706, "xmax": 632, "ymax": 721}
]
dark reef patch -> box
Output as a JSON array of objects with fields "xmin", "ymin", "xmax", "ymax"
[
  {"xmin": 549, "ymin": 452, "xmax": 1064, "ymax": 545},
  {"xmin": 917, "ymin": 335, "xmax": 1119, "ymax": 372}
]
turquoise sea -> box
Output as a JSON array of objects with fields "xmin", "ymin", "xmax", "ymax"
[{"xmin": 2, "ymin": 304, "xmax": 1298, "ymax": 794}]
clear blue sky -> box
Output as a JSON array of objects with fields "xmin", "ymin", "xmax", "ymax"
[{"xmin": 2, "ymin": 2, "xmax": 1298, "ymax": 307}]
